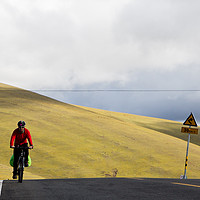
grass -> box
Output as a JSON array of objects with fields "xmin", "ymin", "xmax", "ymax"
[{"xmin": 1, "ymin": 82, "xmax": 200, "ymax": 180}]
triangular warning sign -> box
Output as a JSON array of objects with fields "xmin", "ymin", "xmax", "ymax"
[{"xmin": 183, "ymin": 113, "xmax": 198, "ymax": 127}]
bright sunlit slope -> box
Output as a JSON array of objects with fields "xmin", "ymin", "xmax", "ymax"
[{"xmin": 1, "ymin": 83, "xmax": 200, "ymax": 180}]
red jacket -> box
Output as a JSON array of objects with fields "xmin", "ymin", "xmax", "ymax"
[{"xmin": 10, "ymin": 128, "xmax": 33, "ymax": 146}]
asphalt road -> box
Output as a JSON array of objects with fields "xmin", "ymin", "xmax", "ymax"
[{"xmin": 1, "ymin": 178, "xmax": 200, "ymax": 200}]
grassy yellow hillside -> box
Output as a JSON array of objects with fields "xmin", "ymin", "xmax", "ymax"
[{"xmin": 0, "ymin": 83, "xmax": 200, "ymax": 180}]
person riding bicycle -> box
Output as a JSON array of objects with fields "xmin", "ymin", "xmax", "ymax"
[{"xmin": 10, "ymin": 120, "xmax": 33, "ymax": 179}]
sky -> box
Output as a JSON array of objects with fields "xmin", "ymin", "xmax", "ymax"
[{"xmin": 1, "ymin": 0, "xmax": 200, "ymax": 122}]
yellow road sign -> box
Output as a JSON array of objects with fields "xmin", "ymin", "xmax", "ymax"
[
  {"xmin": 183, "ymin": 113, "xmax": 197, "ymax": 127},
  {"xmin": 181, "ymin": 127, "xmax": 198, "ymax": 134}
]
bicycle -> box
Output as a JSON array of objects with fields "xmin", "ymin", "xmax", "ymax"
[{"xmin": 13, "ymin": 146, "xmax": 32, "ymax": 183}]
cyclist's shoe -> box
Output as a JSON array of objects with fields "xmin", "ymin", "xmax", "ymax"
[
  {"xmin": 25, "ymin": 161, "xmax": 29, "ymax": 167},
  {"xmin": 12, "ymin": 173, "xmax": 17, "ymax": 179}
]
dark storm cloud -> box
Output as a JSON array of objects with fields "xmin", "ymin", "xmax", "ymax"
[{"xmin": 35, "ymin": 65, "xmax": 200, "ymax": 121}]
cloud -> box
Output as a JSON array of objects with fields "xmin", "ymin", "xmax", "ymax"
[
  {"xmin": 1, "ymin": 0, "xmax": 200, "ymax": 89},
  {"xmin": 113, "ymin": 0, "xmax": 200, "ymax": 70},
  {"xmin": 35, "ymin": 65, "xmax": 200, "ymax": 121},
  {"xmin": 1, "ymin": 0, "xmax": 133, "ymax": 88},
  {"xmin": 1, "ymin": 0, "xmax": 200, "ymax": 120}
]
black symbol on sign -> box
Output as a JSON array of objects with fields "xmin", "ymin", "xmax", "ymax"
[{"xmin": 188, "ymin": 118, "xmax": 193, "ymax": 124}]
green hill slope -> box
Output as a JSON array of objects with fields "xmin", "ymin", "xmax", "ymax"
[{"xmin": 1, "ymin": 83, "xmax": 200, "ymax": 180}]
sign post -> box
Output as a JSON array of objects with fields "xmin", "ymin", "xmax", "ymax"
[
  {"xmin": 181, "ymin": 113, "xmax": 198, "ymax": 179},
  {"xmin": 183, "ymin": 129, "xmax": 190, "ymax": 179}
]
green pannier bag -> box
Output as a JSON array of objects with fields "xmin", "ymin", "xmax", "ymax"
[{"xmin": 10, "ymin": 154, "xmax": 32, "ymax": 167}]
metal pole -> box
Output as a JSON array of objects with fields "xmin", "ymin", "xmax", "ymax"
[{"xmin": 183, "ymin": 132, "xmax": 191, "ymax": 179}]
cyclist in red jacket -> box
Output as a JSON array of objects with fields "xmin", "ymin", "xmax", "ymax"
[{"xmin": 10, "ymin": 121, "xmax": 33, "ymax": 179}]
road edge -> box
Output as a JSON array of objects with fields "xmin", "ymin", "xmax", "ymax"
[{"xmin": 0, "ymin": 180, "xmax": 3, "ymax": 196}]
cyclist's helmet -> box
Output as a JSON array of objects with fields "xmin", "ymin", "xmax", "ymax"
[{"xmin": 18, "ymin": 120, "xmax": 26, "ymax": 127}]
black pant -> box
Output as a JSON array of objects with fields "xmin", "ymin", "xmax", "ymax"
[{"xmin": 13, "ymin": 143, "xmax": 29, "ymax": 173}]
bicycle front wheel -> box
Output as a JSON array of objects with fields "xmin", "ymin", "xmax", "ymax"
[{"xmin": 18, "ymin": 162, "xmax": 24, "ymax": 183}]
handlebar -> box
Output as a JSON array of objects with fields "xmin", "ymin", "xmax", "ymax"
[{"xmin": 10, "ymin": 146, "xmax": 33, "ymax": 149}]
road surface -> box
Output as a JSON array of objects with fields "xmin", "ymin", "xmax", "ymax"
[{"xmin": 1, "ymin": 178, "xmax": 200, "ymax": 199}]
